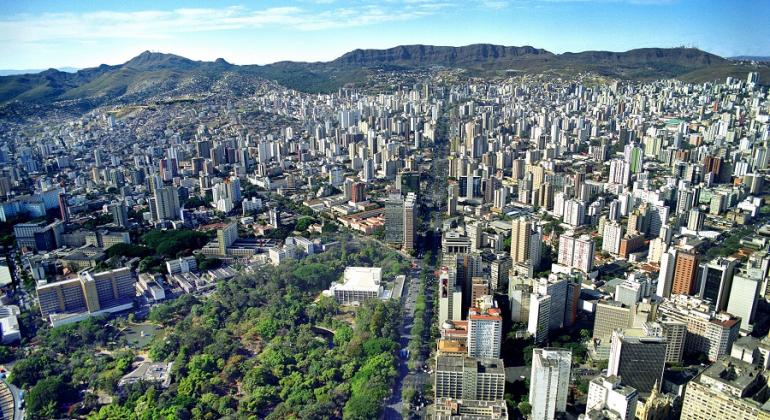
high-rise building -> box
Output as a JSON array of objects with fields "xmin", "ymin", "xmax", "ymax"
[
  {"xmin": 645, "ymin": 321, "xmax": 686, "ymax": 364},
  {"xmin": 585, "ymin": 375, "xmax": 638, "ymax": 420},
  {"xmin": 563, "ymin": 199, "xmax": 586, "ymax": 227},
  {"xmin": 607, "ymin": 329, "xmax": 667, "ymax": 394},
  {"xmin": 656, "ymin": 248, "xmax": 676, "ymax": 298},
  {"xmin": 657, "ymin": 295, "xmax": 740, "ymax": 361},
  {"xmin": 602, "ymin": 221, "xmax": 623, "ymax": 255},
  {"xmin": 675, "ymin": 187, "xmax": 697, "ymax": 216},
  {"xmin": 109, "ymin": 201, "xmax": 129, "ymax": 228},
  {"xmin": 564, "ymin": 281, "xmax": 580, "ymax": 328},
  {"xmin": 536, "ymin": 275, "xmax": 569, "ymax": 331},
  {"xmin": 680, "ymin": 356, "xmax": 769, "ymax": 420},
  {"xmin": 558, "ymin": 232, "xmax": 595, "ymax": 273},
  {"xmin": 672, "ymin": 249, "xmax": 698, "ymax": 295},
  {"xmin": 384, "ymin": 193, "xmax": 404, "ymax": 245},
  {"xmin": 490, "ymin": 255, "xmax": 511, "ymax": 291},
  {"xmin": 434, "ymin": 356, "xmax": 505, "ymax": 401},
  {"xmin": 527, "ymin": 293, "xmax": 551, "ymax": 344},
  {"xmin": 438, "ymin": 267, "xmax": 462, "ymax": 324},
  {"xmin": 467, "ymin": 307, "xmax": 503, "ymax": 358},
  {"xmin": 593, "ymin": 301, "xmax": 633, "ymax": 343},
  {"xmin": 351, "ymin": 181, "xmax": 366, "ymax": 203},
  {"xmin": 510, "ymin": 217, "xmax": 531, "ymax": 264},
  {"xmin": 698, "ymin": 257, "xmax": 737, "ymax": 311},
  {"xmin": 58, "ymin": 192, "xmax": 70, "ymax": 223},
  {"xmin": 686, "ymin": 208, "xmax": 704, "ymax": 231},
  {"xmin": 530, "ymin": 348, "xmax": 572, "ymax": 420},
  {"xmin": 403, "ymin": 192, "xmax": 417, "ymax": 251},
  {"xmin": 37, "ymin": 267, "xmax": 135, "ymax": 326},
  {"xmin": 217, "ymin": 223, "xmax": 238, "ymax": 257},
  {"xmin": 154, "ymin": 185, "xmax": 180, "ymax": 221},
  {"xmin": 727, "ymin": 266, "xmax": 763, "ymax": 334}
]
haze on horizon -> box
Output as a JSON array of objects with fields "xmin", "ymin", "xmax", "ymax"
[{"xmin": 1, "ymin": 0, "xmax": 768, "ymax": 70}]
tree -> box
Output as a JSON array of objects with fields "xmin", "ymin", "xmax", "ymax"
[
  {"xmin": 343, "ymin": 393, "xmax": 382, "ymax": 420},
  {"xmin": 10, "ymin": 353, "xmax": 56, "ymax": 388},
  {"xmin": 0, "ymin": 346, "xmax": 14, "ymax": 363},
  {"xmin": 27, "ymin": 376, "xmax": 74, "ymax": 418},
  {"xmin": 294, "ymin": 216, "xmax": 315, "ymax": 232},
  {"xmin": 105, "ymin": 243, "xmax": 153, "ymax": 259},
  {"xmin": 518, "ymin": 401, "xmax": 532, "ymax": 416},
  {"xmin": 88, "ymin": 404, "xmax": 134, "ymax": 420}
]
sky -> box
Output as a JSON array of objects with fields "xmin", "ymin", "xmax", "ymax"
[{"xmin": 0, "ymin": 0, "xmax": 767, "ymax": 69}]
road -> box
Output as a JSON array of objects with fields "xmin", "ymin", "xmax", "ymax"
[
  {"xmin": 383, "ymin": 102, "xmax": 450, "ymax": 419},
  {"xmin": 383, "ymin": 266, "xmax": 422, "ymax": 419}
]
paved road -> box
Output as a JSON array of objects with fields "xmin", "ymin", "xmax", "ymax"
[
  {"xmin": 384, "ymin": 104, "xmax": 449, "ymax": 419},
  {"xmin": 384, "ymin": 267, "xmax": 422, "ymax": 419}
]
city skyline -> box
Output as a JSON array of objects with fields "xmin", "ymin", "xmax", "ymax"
[{"xmin": 1, "ymin": 0, "xmax": 768, "ymax": 70}]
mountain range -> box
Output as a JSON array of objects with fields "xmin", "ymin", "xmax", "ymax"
[{"xmin": 1, "ymin": 44, "xmax": 767, "ymax": 111}]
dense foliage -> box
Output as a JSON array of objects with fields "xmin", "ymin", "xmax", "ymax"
[
  {"xmin": 141, "ymin": 229, "xmax": 210, "ymax": 258},
  {"xmin": 12, "ymin": 239, "xmax": 408, "ymax": 419}
]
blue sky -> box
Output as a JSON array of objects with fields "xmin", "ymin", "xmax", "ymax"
[{"xmin": 0, "ymin": 0, "xmax": 767, "ymax": 69}]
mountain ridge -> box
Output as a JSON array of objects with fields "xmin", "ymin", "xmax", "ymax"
[{"xmin": 1, "ymin": 44, "xmax": 767, "ymax": 110}]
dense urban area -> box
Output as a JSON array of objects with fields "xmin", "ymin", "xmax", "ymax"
[{"xmin": 0, "ymin": 53, "xmax": 769, "ymax": 420}]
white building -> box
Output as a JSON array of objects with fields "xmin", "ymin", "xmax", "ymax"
[
  {"xmin": 558, "ymin": 232, "xmax": 595, "ymax": 273},
  {"xmin": 530, "ymin": 348, "xmax": 572, "ymax": 420},
  {"xmin": 563, "ymin": 199, "xmax": 586, "ymax": 227},
  {"xmin": 439, "ymin": 267, "xmax": 462, "ymax": 324},
  {"xmin": 727, "ymin": 269, "xmax": 762, "ymax": 334},
  {"xmin": 602, "ymin": 221, "xmax": 623, "ymax": 255},
  {"xmin": 656, "ymin": 248, "xmax": 676, "ymax": 298},
  {"xmin": 0, "ymin": 305, "xmax": 21, "ymax": 344},
  {"xmin": 166, "ymin": 256, "xmax": 198, "ymax": 274},
  {"xmin": 528, "ymin": 294, "xmax": 551, "ymax": 344},
  {"xmin": 268, "ymin": 243, "xmax": 297, "ymax": 266},
  {"xmin": 584, "ymin": 375, "xmax": 638, "ymax": 420},
  {"xmin": 467, "ymin": 307, "xmax": 503, "ymax": 358},
  {"xmin": 327, "ymin": 267, "xmax": 383, "ymax": 304},
  {"xmin": 536, "ymin": 275, "xmax": 569, "ymax": 331},
  {"xmin": 242, "ymin": 197, "xmax": 263, "ymax": 214}
]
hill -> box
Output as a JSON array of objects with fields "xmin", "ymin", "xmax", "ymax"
[{"xmin": 1, "ymin": 45, "xmax": 768, "ymax": 110}]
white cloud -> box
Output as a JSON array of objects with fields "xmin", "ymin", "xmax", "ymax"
[{"xmin": 0, "ymin": 2, "xmax": 454, "ymax": 44}]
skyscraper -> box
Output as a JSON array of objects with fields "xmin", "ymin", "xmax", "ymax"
[
  {"xmin": 403, "ymin": 192, "xmax": 417, "ymax": 251},
  {"xmin": 438, "ymin": 267, "xmax": 462, "ymax": 324},
  {"xmin": 602, "ymin": 220, "xmax": 624, "ymax": 255},
  {"xmin": 109, "ymin": 201, "xmax": 129, "ymax": 228},
  {"xmin": 153, "ymin": 185, "xmax": 180, "ymax": 221},
  {"xmin": 467, "ymin": 307, "xmax": 502, "ymax": 358},
  {"xmin": 434, "ymin": 356, "xmax": 505, "ymax": 401},
  {"xmin": 510, "ymin": 217, "xmax": 531, "ymax": 264},
  {"xmin": 530, "ymin": 348, "xmax": 572, "ymax": 420},
  {"xmin": 217, "ymin": 222, "xmax": 238, "ymax": 256},
  {"xmin": 727, "ymin": 267, "xmax": 762, "ymax": 334},
  {"xmin": 528, "ymin": 293, "xmax": 551, "ymax": 344},
  {"xmin": 656, "ymin": 247, "xmax": 677, "ymax": 298},
  {"xmin": 558, "ymin": 232, "xmax": 595, "ymax": 273},
  {"xmin": 698, "ymin": 257, "xmax": 737, "ymax": 311},
  {"xmin": 672, "ymin": 249, "xmax": 698, "ymax": 295},
  {"xmin": 607, "ymin": 329, "xmax": 666, "ymax": 394},
  {"xmin": 384, "ymin": 193, "xmax": 404, "ymax": 245},
  {"xmin": 58, "ymin": 192, "xmax": 70, "ymax": 223}
]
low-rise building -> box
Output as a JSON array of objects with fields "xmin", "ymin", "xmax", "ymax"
[
  {"xmin": 680, "ymin": 356, "xmax": 770, "ymax": 420},
  {"xmin": 433, "ymin": 397, "xmax": 508, "ymax": 420},
  {"xmin": 326, "ymin": 267, "xmax": 383, "ymax": 304}
]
